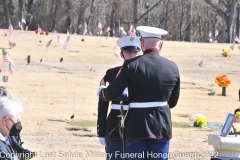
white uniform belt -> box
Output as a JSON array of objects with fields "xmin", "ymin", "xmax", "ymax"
[
  {"xmin": 130, "ymin": 102, "xmax": 168, "ymax": 108},
  {"xmin": 111, "ymin": 104, "xmax": 129, "ymax": 110}
]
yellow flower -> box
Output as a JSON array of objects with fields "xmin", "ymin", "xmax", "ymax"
[
  {"xmin": 193, "ymin": 115, "xmax": 207, "ymax": 127},
  {"xmin": 236, "ymin": 111, "xmax": 240, "ymax": 118}
]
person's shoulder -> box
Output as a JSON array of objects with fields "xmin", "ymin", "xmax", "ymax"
[
  {"xmin": 161, "ymin": 57, "xmax": 178, "ymax": 66},
  {"xmin": 106, "ymin": 66, "xmax": 121, "ymax": 73},
  {"xmin": 124, "ymin": 56, "xmax": 142, "ymax": 64},
  {"xmin": 105, "ymin": 66, "xmax": 122, "ymax": 75}
]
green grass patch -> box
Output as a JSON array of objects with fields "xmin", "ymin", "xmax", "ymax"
[
  {"xmin": 69, "ymin": 120, "xmax": 96, "ymax": 127},
  {"xmin": 172, "ymin": 122, "xmax": 191, "ymax": 128}
]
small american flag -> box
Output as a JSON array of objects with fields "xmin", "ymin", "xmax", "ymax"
[
  {"xmin": 235, "ymin": 36, "xmax": 240, "ymax": 43},
  {"xmin": 22, "ymin": 18, "xmax": 26, "ymax": 24},
  {"xmin": 128, "ymin": 24, "xmax": 133, "ymax": 35},
  {"xmin": 58, "ymin": 35, "xmax": 63, "ymax": 45},
  {"xmin": 98, "ymin": 22, "xmax": 102, "ymax": 30},
  {"xmin": 2, "ymin": 49, "xmax": 14, "ymax": 65},
  {"xmin": 46, "ymin": 39, "xmax": 53, "ymax": 48},
  {"xmin": 209, "ymin": 32, "xmax": 212, "ymax": 38},
  {"xmin": 112, "ymin": 28, "xmax": 115, "ymax": 35},
  {"xmin": 8, "ymin": 21, "xmax": 13, "ymax": 36},
  {"xmin": 114, "ymin": 46, "xmax": 121, "ymax": 61},
  {"xmin": 198, "ymin": 60, "xmax": 203, "ymax": 67},
  {"xmin": 99, "ymin": 30, "xmax": 103, "ymax": 35},
  {"xmin": 119, "ymin": 27, "xmax": 127, "ymax": 36},
  {"xmin": 78, "ymin": 24, "xmax": 82, "ymax": 29},
  {"xmin": 106, "ymin": 27, "xmax": 111, "ymax": 33},
  {"xmin": 9, "ymin": 63, "xmax": 14, "ymax": 75},
  {"xmin": 83, "ymin": 22, "xmax": 87, "ymax": 35},
  {"xmin": 38, "ymin": 24, "xmax": 42, "ymax": 32},
  {"xmin": 19, "ymin": 22, "xmax": 23, "ymax": 30},
  {"xmin": 132, "ymin": 28, "xmax": 136, "ymax": 36},
  {"xmin": 63, "ymin": 36, "xmax": 70, "ymax": 50},
  {"xmin": 215, "ymin": 30, "xmax": 218, "ymax": 37}
]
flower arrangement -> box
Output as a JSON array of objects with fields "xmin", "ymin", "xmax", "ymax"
[
  {"xmin": 40, "ymin": 31, "xmax": 45, "ymax": 35},
  {"xmin": 9, "ymin": 42, "xmax": 16, "ymax": 49},
  {"xmin": 236, "ymin": 111, "xmax": 240, "ymax": 118},
  {"xmin": 45, "ymin": 31, "xmax": 49, "ymax": 35},
  {"xmin": 215, "ymin": 74, "xmax": 231, "ymax": 87},
  {"xmin": 189, "ymin": 114, "xmax": 207, "ymax": 127},
  {"xmin": 221, "ymin": 48, "xmax": 231, "ymax": 57}
]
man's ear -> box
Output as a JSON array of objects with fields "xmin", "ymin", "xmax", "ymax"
[
  {"xmin": 159, "ymin": 41, "xmax": 163, "ymax": 50},
  {"xmin": 2, "ymin": 117, "xmax": 8, "ymax": 125},
  {"xmin": 120, "ymin": 51, "xmax": 123, "ymax": 58}
]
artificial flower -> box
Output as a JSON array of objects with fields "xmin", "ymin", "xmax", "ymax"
[
  {"xmin": 215, "ymin": 74, "xmax": 231, "ymax": 87},
  {"xmin": 236, "ymin": 111, "xmax": 240, "ymax": 118}
]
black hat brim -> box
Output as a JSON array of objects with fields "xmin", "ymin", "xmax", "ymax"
[{"xmin": 121, "ymin": 46, "xmax": 140, "ymax": 51}]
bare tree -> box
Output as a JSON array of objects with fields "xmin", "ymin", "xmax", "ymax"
[{"xmin": 204, "ymin": 0, "xmax": 237, "ymax": 43}]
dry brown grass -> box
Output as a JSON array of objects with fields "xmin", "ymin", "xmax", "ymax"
[{"xmin": 1, "ymin": 29, "xmax": 240, "ymax": 160}]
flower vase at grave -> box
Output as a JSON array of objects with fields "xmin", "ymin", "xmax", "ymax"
[
  {"xmin": 239, "ymin": 89, "xmax": 240, "ymax": 101},
  {"xmin": 222, "ymin": 86, "xmax": 226, "ymax": 96}
]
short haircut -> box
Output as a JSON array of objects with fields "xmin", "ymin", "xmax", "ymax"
[{"xmin": 0, "ymin": 97, "xmax": 23, "ymax": 120}]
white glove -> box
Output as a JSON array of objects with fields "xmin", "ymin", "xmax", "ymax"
[
  {"xmin": 99, "ymin": 137, "xmax": 106, "ymax": 146},
  {"xmin": 123, "ymin": 87, "xmax": 128, "ymax": 96},
  {"xmin": 97, "ymin": 82, "xmax": 109, "ymax": 96}
]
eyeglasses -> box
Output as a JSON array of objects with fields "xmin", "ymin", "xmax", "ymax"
[
  {"xmin": 123, "ymin": 50, "xmax": 138, "ymax": 54},
  {"xmin": 8, "ymin": 117, "xmax": 19, "ymax": 124}
]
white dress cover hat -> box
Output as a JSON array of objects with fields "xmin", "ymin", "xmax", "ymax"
[
  {"xmin": 116, "ymin": 36, "xmax": 141, "ymax": 51},
  {"xmin": 136, "ymin": 26, "xmax": 168, "ymax": 39}
]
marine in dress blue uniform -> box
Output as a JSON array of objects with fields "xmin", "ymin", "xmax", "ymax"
[
  {"xmin": 97, "ymin": 36, "xmax": 141, "ymax": 160},
  {"xmin": 99, "ymin": 26, "xmax": 180, "ymax": 160}
]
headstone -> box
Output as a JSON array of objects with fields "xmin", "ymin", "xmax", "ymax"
[{"xmin": 27, "ymin": 55, "xmax": 30, "ymax": 64}]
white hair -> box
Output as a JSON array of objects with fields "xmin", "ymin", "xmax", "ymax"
[{"xmin": 0, "ymin": 97, "xmax": 23, "ymax": 120}]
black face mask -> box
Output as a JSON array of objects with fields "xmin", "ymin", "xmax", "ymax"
[{"xmin": 9, "ymin": 120, "xmax": 22, "ymax": 136}]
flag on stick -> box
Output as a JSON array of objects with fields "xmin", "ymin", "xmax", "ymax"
[
  {"xmin": 8, "ymin": 21, "xmax": 13, "ymax": 36},
  {"xmin": 98, "ymin": 22, "xmax": 102, "ymax": 30},
  {"xmin": 198, "ymin": 60, "xmax": 203, "ymax": 67},
  {"xmin": 46, "ymin": 38, "xmax": 53, "ymax": 48},
  {"xmin": 9, "ymin": 63, "xmax": 14, "ymax": 75},
  {"xmin": 2, "ymin": 49, "xmax": 14, "ymax": 65},
  {"xmin": 83, "ymin": 22, "xmax": 87, "ymax": 35},
  {"xmin": 40, "ymin": 38, "xmax": 54, "ymax": 62},
  {"xmin": 114, "ymin": 46, "xmax": 121, "ymax": 61},
  {"xmin": 78, "ymin": 24, "xmax": 82, "ymax": 29},
  {"xmin": 58, "ymin": 35, "xmax": 63, "ymax": 45},
  {"xmin": 22, "ymin": 18, "xmax": 26, "ymax": 24},
  {"xmin": 38, "ymin": 24, "xmax": 42, "ymax": 32},
  {"xmin": 63, "ymin": 36, "xmax": 70, "ymax": 50},
  {"xmin": 215, "ymin": 30, "xmax": 219, "ymax": 37}
]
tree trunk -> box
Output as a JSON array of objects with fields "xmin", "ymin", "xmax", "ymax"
[
  {"xmin": 180, "ymin": 0, "xmax": 184, "ymax": 41},
  {"xmin": 236, "ymin": 3, "xmax": 239, "ymax": 38},
  {"xmin": 133, "ymin": 0, "xmax": 138, "ymax": 27},
  {"xmin": 18, "ymin": 0, "xmax": 23, "ymax": 21},
  {"xmin": 110, "ymin": 2, "xmax": 117, "ymax": 36},
  {"xmin": 3, "ymin": 0, "xmax": 9, "ymax": 28},
  {"xmin": 227, "ymin": 0, "xmax": 237, "ymax": 43},
  {"xmin": 51, "ymin": 0, "xmax": 57, "ymax": 31},
  {"xmin": 164, "ymin": 0, "xmax": 169, "ymax": 30},
  {"xmin": 56, "ymin": 0, "xmax": 62, "ymax": 32}
]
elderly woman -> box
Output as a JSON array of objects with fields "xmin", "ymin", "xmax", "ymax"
[{"xmin": 0, "ymin": 97, "xmax": 23, "ymax": 160}]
